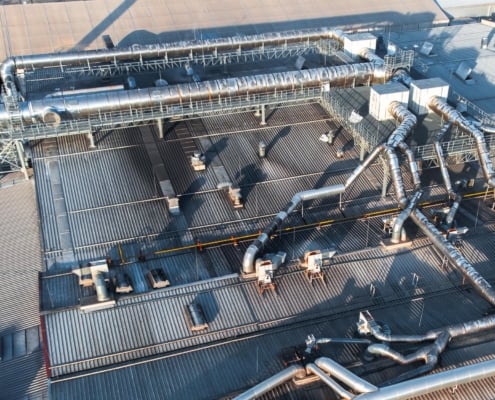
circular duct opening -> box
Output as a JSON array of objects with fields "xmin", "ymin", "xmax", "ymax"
[{"xmin": 42, "ymin": 108, "xmax": 62, "ymax": 128}]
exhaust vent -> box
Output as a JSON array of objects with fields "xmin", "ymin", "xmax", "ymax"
[{"xmin": 185, "ymin": 302, "xmax": 208, "ymax": 332}]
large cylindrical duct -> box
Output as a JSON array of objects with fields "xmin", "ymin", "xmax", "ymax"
[
  {"xmin": 242, "ymin": 184, "xmax": 345, "ymax": 274},
  {"xmin": 434, "ymin": 123, "xmax": 454, "ymax": 197},
  {"xmin": 4, "ymin": 62, "xmax": 381, "ymax": 127},
  {"xmin": 411, "ymin": 209, "xmax": 495, "ymax": 306},
  {"xmin": 345, "ymin": 144, "xmax": 385, "ymax": 189},
  {"xmin": 396, "ymin": 142, "xmax": 421, "ymax": 190},
  {"xmin": 387, "ymin": 101, "xmax": 417, "ymax": 148},
  {"xmin": 354, "ymin": 358, "xmax": 495, "ymax": 400},
  {"xmin": 429, "ymin": 96, "xmax": 495, "ymax": 187},
  {"xmin": 315, "ymin": 357, "xmax": 377, "ymax": 393},
  {"xmin": 1, "ymin": 27, "xmax": 349, "ymax": 85},
  {"xmin": 306, "ymin": 363, "xmax": 353, "ymax": 400},
  {"xmin": 384, "ymin": 146, "xmax": 408, "ymax": 209},
  {"xmin": 391, "ymin": 190, "xmax": 423, "ymax": 244},
  {"xmin": 233, "ymin": 365, "xmax": 306, "ymax": 400}
]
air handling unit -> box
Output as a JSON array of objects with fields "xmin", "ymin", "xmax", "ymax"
[
  {"xmin": 409, "ymin": 77, "xmax": 449, "ymax": 115},
  {"xmin": 369, "ymin": 82, "xmax": 409, "ymax": 121},
  {"xmin": 343, "ymin": 32, "xmax": 377, "ymax": 60}
]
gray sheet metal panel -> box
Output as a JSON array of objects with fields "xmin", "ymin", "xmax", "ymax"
[
  {"xmin": 59, "ymin": 146, "xmax": 156, "ymax": 211},
  {"xmin": 40, "ymin": 273, "xmax": 79, "ymax": 311},
  {"xmin": 67, "ymin": 200, "xmax": 170, "ymax": 247},
  {"xmin": 33, "ymin": 159, "xmax": 61, "ymax": 252}
]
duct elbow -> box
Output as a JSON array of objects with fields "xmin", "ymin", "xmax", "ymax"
[
  {"xmin": 0, "ymin": 57, "xmax": 15, "ymax": 85},
  {"xmin": 242, "ymin": 244, "xmax": 258, "ymax": 275}
]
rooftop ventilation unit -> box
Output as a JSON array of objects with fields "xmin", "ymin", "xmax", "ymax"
[
  {"xmin": 300, "ymin": 249, "xmax": 336, "ymax": 284},
  {"xmin": 419, "ymin": 41, "xmax": 434, "ymax": 56},
  {"xmin": 147, "ymin": 268, "xmax": 170, "ymax": 289},
  {"xmin": 455, "ymin": 61, "xmax": 473, "ymax": 82},
  {"xmin": 185, "ymin": 302, "xmax": 208, "ymax": 332},
  {"xmin": 369, "ymin": 83, "xmax": 409, "ymax": 121},
  {"xmin": 72, "ymin": 260, "xmax": 116, "ymax": 312},
  {"xmin": 343, "ymin": 32, "xmax": 377, "ymax": 60},
  {"xmin": 255, "ymin": 251, "xmax": 286, "ymax": 295},
  {"xmin": 191, "ymin": 151, "xmax": 206, "ymax": 171},
  {"xmin": 409, "ymin": 78, "xmax": 449, "ymax": 115},
  {"xmin": 113, "ymin": 272, "xmax": 133, "ymax": 294}
]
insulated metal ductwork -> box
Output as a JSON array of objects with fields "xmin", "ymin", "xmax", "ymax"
[
  {"xmin": 345, "ymin": 144, "xmax": 385, "ymax": 189},
  {"xmin": 354, "ymin": 358, "xmax": 495, "ymax": 400},
  {"xmin": 387, "ymin": 101, "xmax": 417, "ymax": 148},
  {"xmin": 429, "ymin": 96, "xmax": 495, "ymax": 187},
  {"xmin": 411, "ymin": 209, "xmax": 495, "ymax": 306},
  {"xmin": 315, "ymin": 357, "xmax": 378, "ymax": 394},
  {"xmin": 384, "ymin": 145, "xmax": 408, "ymax": 209},
  {"xmin": 232, "ymin": 364, "xmax": 306, "ymax": 400},
  {"xmin": 0, "ymin": 27, "xmax": 349, "ymax": 86},
  {"xmin": 396, "ymin": 142, "xmax": 421, "ymax": 190},
  {"xmin": 305, "ymin": 363, "xmax": 354, "ymax": 400},
  {"xmin": 242, "ymin": 184, "xmax": 345, "ymax": 274},
  {"xmin": 0, "ymin": 61, "xmax": 383, "ymax": 128},
  {"xmin": 391, "ymin": 190, "xmax": 423, "ymax": 244}
]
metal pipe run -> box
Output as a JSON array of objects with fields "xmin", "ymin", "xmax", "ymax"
[
  {"xmin": 387, "ymin": 101, "xmax": 417, "ymax": 148},
  {"xmin": 0, "ymin": 27, "xmax": 348, "ymax": 85},
  {"xmin": 384, "ymin": 146, "xmax": 408, "ymax": 209},
  {"xmin": 354, "ymin": 358, "xmax": 495, "ymax": 400},
  {"xmin": 434, "ymin": 123, "xmax": 454, "ymax": 197},
  {"xmin": 391, "ymin": 190, "xmax": 423, "ymax": 244},
  {"xmin": 233, "ymin": 364, "xmax": 306, "ymax": 400},
  {"xmin": 410, "ymin": 209, "xmax": 495, "ymax": 306},
  {"xmin": 396, "ymin": 142, "xmax": 421, "ymax": 190},
  {"xmin": 429, "ymin": 96, "xmax": 495, "ymax": 187},
  {"xmin": 306, "ymin": 363, "xmax": 354, "ymax": 400},
  {"xmin": 242, "ymin": 184, "xmax": 345, "ymax": 274},
  {"xmin": 0, "ymin": 61, "xmax": 382, "ymax": 128},
  {"xmin": 345, "ymin": 144, "xmax": 385, "ymax": 189},
  {"xmin": 315, "ymin": 357, "xmax": 378, "ymax": 393}
]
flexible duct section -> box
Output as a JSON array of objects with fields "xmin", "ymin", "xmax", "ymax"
[
  {"xmin": 0, "ymin": 27, "xmax": 348, "ymax": 86},
  {"xmin": 232, "ymin": 364, "xmax": 306, "ymax": 400},
  {"xmin": 242, "ymin": 184, "xmax": 345, "ymax": 273},
  {"xmin": 390, "ymin": 190, "xmax": 423, "ymax": 244},
  {"xmin": 429, "ymin": 96, "xmax": 495, "ymax": 188},
  {"xmin": 0, "ymin": 61, "xmax": 382, "ymax": 128},
  {"xmin": 411, "ymin": 209, "xmax": 495, "ymax": 306}
]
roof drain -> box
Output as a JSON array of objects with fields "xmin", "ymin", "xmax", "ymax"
[
  {"xmin": 232, "ymin": 364, "xmax": 306, "ymax": 400},
  {"xmin": 428, "ymin": 96, "xmax": 495, "ymax": 188}
]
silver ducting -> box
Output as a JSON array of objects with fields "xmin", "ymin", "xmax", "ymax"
[
  {"xmin": 434, "ymin": 123, "xmax": 454, "ymax": 197},
  {"xmin": 0, "ymin": 27, "xmax": 349, "ymax": 85},
  {"xmin": 242, "ymin": 184, "xmax": 345, "ymax": 274},
  {"xmin": 391, "ymin": 190, "xmax": 423, "ymax": 243},
  {"xmin": 384, "ymin": 146, "xmax": 408, "ymax": 209},
  {"xmin": 387, "ymin": 101, "xmax": 417, "ymax": 148},
  {"xmin": 396, "ymin": 142, "xmax": 421, "ymax": 190},
  {"xmin": 392, "ymin": 69, "xmax": 413, "ymax": 88},
  {"xmin": 232, "ymin": 364, "xmax": 306, "ymax": 400},
  {"xmin": 411, "ymin": 209, "xmax": 495, "ymax": 306},
  {"xmin": 2, "ymin": 62, "xmax": 382, "ymax": 128},
  {"xmin": 315, "ymin": 357, "xmax": 378, "ymax": 393},
  {"xmin": 429, "ymin": 96, "xmax": 495, "ymax": 187},
  {"xmin": 345, "ymin": 144, "xmax": 385, "ymax": 189},
  {"xmin": 354, "ymin": 358, "xmax": 495, "ymax": 400},
  {"xmin": 306, "ymin": 363, "xmax": 353, "ymax": 400}
]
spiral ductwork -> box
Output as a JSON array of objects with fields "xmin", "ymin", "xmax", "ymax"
[{"xmin": 428, "ymin": 96, "xmax": 495, "ymax": 188}]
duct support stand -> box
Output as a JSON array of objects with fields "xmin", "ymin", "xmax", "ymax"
[
  {"xmin": 360, "ymin": 139, "xmax": 366, "ymax": 161},
  {"xmin": 15, "ymin": 140, "xmax": 29, "ymax": 180},
  {"xmin": 156, "ymin": 118, "xmax": 164, "ymax": 139},
  {"xmin": 381, "ymin": 157, "xmax": 389, "ymax": 199},
  {"xmin": 260, "ymin": 104, "xmax": 267, "ymax": 126},
  {"xmin": 380, "ymin": 238, "xmax": 413, "ymax": 251},
  {"xmin": 293, "ymin": 374, "xmax": 320, "ymax": 386},
  {"xmin": 87, "ymin": 133, "xmax": 96, "ymax": 149}
]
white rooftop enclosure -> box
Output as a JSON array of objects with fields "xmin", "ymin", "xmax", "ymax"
[
  {"xmin": 369, "ymin": 82, "xmax": 410, "ymax": 121},
  {"xmin": 409, "ymin": 78, "xmax": 450, "ymax": 115}
]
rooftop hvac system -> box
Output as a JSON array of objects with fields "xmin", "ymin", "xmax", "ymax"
[
  {"xmin": 409, "ymin": 78, "xmax": 449, "ymax": 115},
  {"xmin": 343, "ymin": 32, "xmax": 377, "ymax": 60},
  {"xmin": 369, "ymin": 82, "xmax": 409, "ymax": 121},
  {"xmin": 454, "ymin": 61, "xmax": 473, "ymax": 82},
  {"xmin": 185, "ymin": 302, "xmax": 208, "ymax": 332}
]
